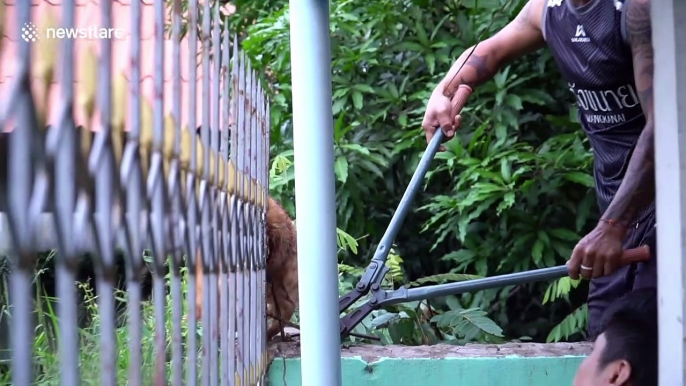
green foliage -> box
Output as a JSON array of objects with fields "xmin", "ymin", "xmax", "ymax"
[
  {"xmin": 233, "ymin": 0, "xmax": 599, "ymax": 344},
  {"xmin": 546, "ymin": 304, "xmax": 589, "ymax": 343},
  {"xmin": 0, "ymin": 254, "xmax": 199, "ymax": 384}
]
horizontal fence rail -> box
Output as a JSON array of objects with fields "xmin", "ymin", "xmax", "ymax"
[{"xmin": 0, "ymin": 0, "xmax": 270, "ymax": 385}]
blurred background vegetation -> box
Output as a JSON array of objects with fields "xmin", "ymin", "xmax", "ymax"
[{"xmin": 232, "ymin": 0, "xmax": 598, "ymax": 345}]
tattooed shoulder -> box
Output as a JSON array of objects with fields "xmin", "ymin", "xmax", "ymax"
[
  {"xmin": 625, "ymin": 0, "xmax": 652, "ymax": 48},
  {"xmin": 625, "ymin": 0, "xmax": 654, "ymax": 117}
]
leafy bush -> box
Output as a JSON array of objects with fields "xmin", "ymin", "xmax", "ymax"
[{"xmin": 227, "ymin": 0, "xmax": 601, "ymax": 343}]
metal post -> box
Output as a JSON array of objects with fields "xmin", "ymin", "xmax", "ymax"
[
  {"xmin": 288, "ymin": 1, "xmax": 343, "ymax": 385},
  {"xmin": 653, "ymin": 0, "xmax": 686, "ymax": 384}
]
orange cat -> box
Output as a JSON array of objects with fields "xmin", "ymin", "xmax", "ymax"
[{"xmin": 194, "ymin": 196, "xmax": 299, "ymax": 340}]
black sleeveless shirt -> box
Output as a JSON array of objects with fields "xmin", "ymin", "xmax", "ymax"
[{"xmin": 542, "ymin": 0, "xmax": 654, "ymax": 222}]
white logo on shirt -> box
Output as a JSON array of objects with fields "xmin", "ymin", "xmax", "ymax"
[
  {"xmin": 576, "ymin": 25, "xmax": 586, "ymax": 37},
  {"xmin": 547, "ymin": 0, "xmax": 563, "ymax": 7},
  {"xmin": 572, "ymin": 25, "xmax": 591, "ymax": 43},
  {"xmin": 568, "ymin": 82, "xmax": 641, "ymax": 125}
]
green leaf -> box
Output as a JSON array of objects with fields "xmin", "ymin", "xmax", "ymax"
[
  {"xmin": 500, "ymin": 158, "xmax": 512, "ymax": 182},
  {"xmin": 460, "ymin": 309, "xmax": 503, "ymax": 337},
  {"xmin": 532, "ymin": 239, "xmax": 544, "ymax": 264},
  {"xmin": 496, "ymin": 191, "xmax": 515, "ymax": 214},
  {"xmin": 416, "ymin": 23, "xmax": 429, "ymax": 46},
  {"xmin": 546, "ymin": 304, "xmax": 588, "ymax": 343},
  {"xmin": 519, "ymin": 89, "xmax": 555, "ymax": 105},
  {"xmin": 433, "ymin": 308, "xmax": 504, "ymax": 338},
  {"xmin": 398, "ymin": 112, "xmax": 408, "ymax": 127},
  {"xmin": 549, "ymin": 228, "xmax": 579, "ymax": 241},
  {"xmin": 446, "ymin": 296, "xmax": 462, "ymax": 311},
  {"xmin": 340, "ymin": 143, "xmax": 371, "ymax": 155},
  {"xmin": 564, "ymin": 171, "xmax": 594, "ymax": 187},
  {"xmin": 352, "ymin": 84, "xmax": 375, "ymax": 93},
  {"xmin": 352, "ymin": 91, "xmax": 363, "ymax": 110},
  {"xmin": 425, "ymin": 53, "xmax": 436, "ymax": 74},
  {"xmin": 537, "ymin": 230, "xmax": 550, "ymax": 246},
  {"xmin": 495, "ymin": 123, "xmax": 507, "ymax": 142},
  {"xmin": 440, "ymin": 249, "xmax": 477, "ymax": 264},
  {"xmin": 371, "ymin": 312, "xmax": 399, "ymax": 329},
  {"xmin": 388, "ymin": 83, "xmax": 400, "ymax": 100},
  {"xmin": 505, "ymin": 94, "xmax": 523, "ymax": 110},
  {"xmin": 334, "ymin": 156, "xmax": 349, "ymax": 183}
]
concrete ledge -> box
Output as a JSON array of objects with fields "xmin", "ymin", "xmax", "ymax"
[{"xmin": 266, "ymin": 342, "xmax": 592, "ymax": 386}]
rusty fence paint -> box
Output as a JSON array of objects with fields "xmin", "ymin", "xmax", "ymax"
[{"xmin": 0, "ymin": 0, "xmax": 269, "ymax": 385}]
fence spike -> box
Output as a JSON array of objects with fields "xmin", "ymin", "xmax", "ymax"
[
  {"xmin": 141, "ymin": 98, "xmax": 154, "ymax": 149},
  {"xmin": 140, "ymin": 97, "xmax": 154, "ymax": 181},
  {"xmin": 78, "ymin": 44, "xmax": 98, "ymax": 126},
  {"xmin": 33, "ymin": 11, "xmax": 58, "ymax": 128},
  {"xmin": 112, "ymin": 72, "xmax": 128, "ymax": 164},
  {"xmin": 164, "ymin": 114, "xmax": 176, "ymax": 171},
  {"xmin": 196, "ymin": 136, "xmax": 205, "ymax": 178},
  {"xmin": 227, "ymin": 160, "xmax": 236, "ymax": 195},
  {"xmin": 180, "ymin": 125, "xmax": 192, "ymax": 171},
  {"xmin": 34, "ymin": 12, "xmax": 58, "ymax": 83},
  {"xmin": 209, "ymin": 149, "xmax": 216, "ymax": 186},
  {"xmin": 218, "ymin": 158, "xmax": 226, "ymax": 191}
]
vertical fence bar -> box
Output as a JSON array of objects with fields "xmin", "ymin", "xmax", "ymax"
[
  {"xmin": 288, "ymin": 0, "xmax": 343, "ymax": 385},
  {"xmin": 123, "ymin": 0, "xmax": 145, "ymax": 383},
  {"xmin": 7, "ymin": 0, "xmax": 37, "ymax": 384},
  {"xmin": 91, "ymin": 0, "xmax": 118, "ymax": 384},
  {"xmin": 219, "ymin": 24, "xmax": 232, "ymax": 386},
  {"xmin": 48, "ymin": 0, "xmax": 79, "ymax": 384},
  {"xmin": 241, "ymin": 58, "xmax": 252, "ymax": 386},
  {"xmin": 170, "ymin": 0, "xmax": 185, "ymax": 384},
  {"xmin": 200, "ymin": 0, "xmax": 212, "ymax": 384},
  {"xmin": 234, "ymin": 49, "xmax": 246, "ymax": 386},
  {"xmin": 186, "ymin": 0, "xmax": 200, "ymax": 383},
  {"xmin": 228, "ymin": 36, "xmax": 240, "ymax": 386},
  {"xmin": 150, "ymin": 0, "xmax": 169, "ymax": 383},
  {"xmin": 245, "ymin": 66, "xmax": 254, "ymax": 386},
  {"xmin": 653, "ymin": 0, "xmax": 686, "ymax": 385},
  {"xmin": 262, "ymin": 91, "xmax": 270, "ymax": 385},
  {"xmin": 210, "ymin": 2, "xmax": 223, "ymax": 383},
  {"xmin": 252, "ymin": 83, "xmax": 266, "ymax": 384},
  {"xmin": 249, "ymin": 74, "xmax": 259, "ymax": 386}
]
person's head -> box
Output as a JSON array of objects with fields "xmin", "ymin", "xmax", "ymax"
[{"xmin": 573, "ymin": 288, "xmax": 658, "ymax": 386}]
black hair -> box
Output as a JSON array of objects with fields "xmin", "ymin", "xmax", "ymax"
[{"xmin": 597, "ymin": 288, "xmax": 658, "ymax": 386}]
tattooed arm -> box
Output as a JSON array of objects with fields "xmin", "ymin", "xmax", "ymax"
[
  {"xmin": 440, "ymin": 0, "xmax": 547, "ymax": 96},
  {"xmin": 600, "ymin": 0, "xmax": 655, "ymax": 228},
  {"xmin": 423, "ymin": 0, "xmax": 546, "ymax": 148}
]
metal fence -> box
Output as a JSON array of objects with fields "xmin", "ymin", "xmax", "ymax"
[{"xmin": 0, "ymin": 0, "xmax": 270, "ymax": 385}]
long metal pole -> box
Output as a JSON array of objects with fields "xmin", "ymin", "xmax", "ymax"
[
  {"xmin": 653, "ymin": 0, "xmax": 686, "ymax": 384},
  {"xmin": 288, "ymin": 1, "xmax": 343, "ymax": 385}
]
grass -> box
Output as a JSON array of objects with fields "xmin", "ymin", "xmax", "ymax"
[{"xmin": 0, "ymin": 252, "xmax": 227, "ymax": 386}]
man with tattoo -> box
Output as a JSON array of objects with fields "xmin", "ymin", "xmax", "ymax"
[{"xmin": 422, "ymin": 0, "xmax": 655, "ymax": 337}]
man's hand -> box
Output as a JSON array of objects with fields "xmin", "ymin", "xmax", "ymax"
[
  {"xmin": 421, "ymin": 88, "xmax": 462, "ymax": 152},
  {"xmin": 567, "ymin": 221, "xmax": 627, "ymax": 280},
  {"xmin": 419, "ymin": 0, "xmax": 547, "ymax": 151}
]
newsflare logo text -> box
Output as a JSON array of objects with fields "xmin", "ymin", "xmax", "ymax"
[{"xmin": 21, "ymin": 22, "xmax": 124, "ymax": 43}]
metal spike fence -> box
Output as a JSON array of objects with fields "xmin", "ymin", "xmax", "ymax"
[{"xmin": 0, "ymin": 0, "xmax": 270, "ymax": 385}]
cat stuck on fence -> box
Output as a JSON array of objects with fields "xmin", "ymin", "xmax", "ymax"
[{"xmin": 194, "ymin": 195, "xmax": 299, "ymax": 341}]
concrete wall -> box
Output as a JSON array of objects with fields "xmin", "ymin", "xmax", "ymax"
[{"xmin": 266, "ymin": 342, "xmax": 591, "ymax": 386}]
